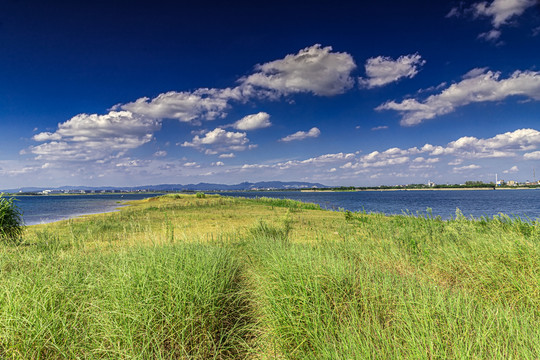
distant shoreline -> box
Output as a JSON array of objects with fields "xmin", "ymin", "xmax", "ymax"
[{"xmin": 301, "ymin": 187, "xmax": 536, "ymax": 192}]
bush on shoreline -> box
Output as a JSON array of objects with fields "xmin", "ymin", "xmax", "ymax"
[{"xmin": 0, "ymin": 193, "xmax": 24, "ymax": 242}]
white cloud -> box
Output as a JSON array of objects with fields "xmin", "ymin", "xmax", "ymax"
[
  {"xmin": 240, "ymin": 44, "xmax": 356, "ymax": 97},
  {"xmin": 449, "ymin": 0, "xmax": 537, "ymax": 41},
  {"xmin": 116, "ymin": 159, "xmax": 147, "ymax": 168},
  {"xmin": 341, "ymin": 147, "xmax": 418, "ymax": 170},
  {"xmin": 181, "ymin": 128, "xmax": 253, "ymax": 153},
  {"xmin": 240, "ymin": 152, "xmax": 355, "ymax": 173},
  {"xmin": 371, "ymin": 125, "xmax": 389, "ymax": 131},
  {"xmin": 29, "ymin": 111, "xmax": 160, "ymax": 161},
  {"xmin": 233, "ymin": 112, "xmax": 272, "ymax": 130},
  {"xmin": 212, "ymin": 161, "xmax": 225, "ymax": 166},
  {"xmin": 473, "ymin": 0, "xmax": 537, "ymax": 28},
  {"xmin": 241, "ymin": 164, "xmax": 271, "ymax": 169},
  {"xmin": 503, "ymin": 165, "xmax": 519, "ymax": 173},
  {"xmin": 280, "ymin": 127, "xmax": 321, "ymax": 142},
  {"xmin": 359, "ymin": 54, "xmax": 425, "ymax": 88},
  {"xmin": 278, "ymin": 152, "xmax": 355, "ymax": 169},
  {"xmin": 264, "ymin": 128, "xmax": 540, "ymax": 173},
  {"xmin": 183, "ymin": 162, "xmax": 199, "ymax": 167},
  {"xmin": 119, "ymin": 45, "xmax": 356, "ymax": 126},
  {"xmin": 442, "ymin": 128, "xmax": 540, "ymax": 158},
  {"xmin": 413, "ymin": 157, "xmax": 440, "ymax": 164},
  {"xmin": 478, "ymin": 29, "xmax": 503, "ymax": 41},
  {"xmin": 219, "ymin": 153, "xmax": 236, "ymax": 158},
  {"xmin": 453, "ymin": 164, "xmax": 481, "ymax": 171},
  {"xmin": 25, "ymin": 45, "xmax": 359, "ymax": 169},
  {"xmin": 33, "ymin": 132, "xmax": 61, "ymax": 141},
  {"xmin": 154, "ymin": 151, "xmax": 167, "ymax": 157},
  {"xmin": 524, "ymin": 151, "xmax": 540, "ymax": 159},
  {"xmin": 377, "ymin": 69, "xmax": 540, "ymax": 126},
  {"xmin": 449, "ymin": 159, "xmax": 463, "ymax": 166},
  {"xmin": 120, "ymin": 88, "xmax": 239, "ymax": 123}
]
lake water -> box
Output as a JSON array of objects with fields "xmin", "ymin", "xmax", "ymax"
[
  {"xmin": 13, "ymin": 193, "xmax": 163, "ymax": 225},
  {"xmin": 217, "ymin": 189, "xmax": 540, "ymax": 221},
  {"xmin": 11, "ymin": 189, "xmax": 540, "ymax": 225}
]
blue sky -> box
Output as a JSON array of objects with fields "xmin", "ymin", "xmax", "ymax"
[{"xmin": 1, "ymin": 0, "xmax": 540, "ymax": 188}]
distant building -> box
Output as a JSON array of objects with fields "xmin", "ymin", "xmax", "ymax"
[
  {"xmin": 507, "ymin": 180, "xmax": 517, "ymax": 186},
  {"xmin": 427, "ymin": 181, "xmax": 435, "ymax": 187}
]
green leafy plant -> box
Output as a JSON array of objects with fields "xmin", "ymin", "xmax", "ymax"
[{"xmin": 0, "ymin": 193, "xmax": 24, "ymax": 241}]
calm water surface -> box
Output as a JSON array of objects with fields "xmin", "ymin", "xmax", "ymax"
[
  {"xmin": 14, "ymin": 194, "xmax": 162, "ymax": 225},
  {"xmin": 12, "ymin": 189, "xmax": 540, "ymax": 225},
  {"xmin": 217, "ymin": 189, "xmax": 540, "ymax": 220}
]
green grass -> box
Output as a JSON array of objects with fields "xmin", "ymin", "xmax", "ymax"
[
  {"xmin": 0, "ymin": 241, "xmax": 252, "ymax": 358},
  {"xmin": 0, "ymin": 194, "xmax": 538, "ymax": 358},
  {"xmin": 244, "ymin": 215, "xmax": 540, "ymax": 358}
]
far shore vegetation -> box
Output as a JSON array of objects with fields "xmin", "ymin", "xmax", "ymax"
[{"xmin": 0, "ymin": 193, "xmax": 539, "ymax": 358}]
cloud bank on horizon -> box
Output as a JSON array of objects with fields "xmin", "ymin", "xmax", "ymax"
[{"xmin": 2, "ymin": 0, "xmax": 540, "ymax": 188}]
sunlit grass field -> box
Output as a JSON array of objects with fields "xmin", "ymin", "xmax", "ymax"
[{"xmin": 1, "ymin": 194, "xmax": 539, "ymax": 359}]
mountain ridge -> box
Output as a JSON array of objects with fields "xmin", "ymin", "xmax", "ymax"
[{"xmin": 2, "ymin": 181, "xmax": 328, "ymax": 193}]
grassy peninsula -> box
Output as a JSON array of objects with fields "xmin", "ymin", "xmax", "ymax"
[{"xmin": 1, "ymin": 194, "xmax": 539, "ymax": 358}]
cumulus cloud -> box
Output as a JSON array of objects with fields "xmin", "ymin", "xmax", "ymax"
[
  {"xmin": 413, "ymin": 157, "xmax": 440, "ymax": 163},
  {"xmin": 219, "ymin": 153, "xmax": 236, "ymax": 158},
  {"xmin": 339, "ymin": 147, "xmax": 420, "ymax": 170},
  {"xmin": 377, "ymin": 69, "xmax": 540, "ymax": 126},
  {"xmin": 279, "ymin": 152, "xmax": 355, "ymax": 169},
  {"xmin": 280, "ymin": 127, "xmax": 321, "ymax": 142},
  {"xmin": 232, "ymin": 112, "xmax": 272, "ymax": 130},
  {"xmin": 241, "ymin": 152, "xmax": 355, "ymax": 172},
  {"xmin": 503, "ymin": 165, "xmax": 519, "ymax": 173},
  {"xmin": 27, "ymin": 45, "xmax": 359, "ymax": 168},
  {"xmin": 448, "ymin": 0, "xmax": 538, "ymax": 41},
  {"xmin": 453, "ymin": 164, "xmax": 481, "ymax": 171},
  {"xmin": 359, "ymin": 54, "xmax": 425, "ymax": 88},
  {"xmin": 236, "ymin": 127, "xmax": 540, "ymax": 184},
  {"xmin": 120, "ymin": 45, "xmax": 357, "ymax": 125},
  {"xmin": 120, "ymin": 88, "xmax": 240, "ymax": 123},
  {"xmin": 154, "ymin": 151, "xmax": 167, "ymax": 157},
  {"xmin": 524, "ymin": 151, "xmax": 540, "ymax": 159},
  {"xmin": 181, "ymin": 128, "xmax": 253, "ymax": 154},
  {"xmin": 240, "ymin": 44, "xmax": 356, "ymax": 97},
  {"xmin": 440, "ymin": 128, "xmax": 540, "ymax": 158},
  {"xmin": 29, "ymin": 111, "xmax": 160, "ymax": 161},
  {"xmin": 473, "ymin": 0, "xmax": 537, "ymax": 28}
]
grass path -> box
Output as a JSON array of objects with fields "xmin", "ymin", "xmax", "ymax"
[{"xmin": 1, "ymin": 194, "xmax": 539, "ymax": 358}]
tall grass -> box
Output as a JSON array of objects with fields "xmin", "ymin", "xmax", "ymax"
[
  {"xmin": 0, "ymin": 239, "xmax": 253, "ymax": 358},
  {"xmin": 0, "ymin": 194, "xmax": 24, "ymax": 242},
  {"xmin": 243, "ymin": 211, "xmax": 540, "ymax": 358},
  {"xmin": 251, "ymin": 197, "xmax": 322, "ymax": 211},
  {"xmin": 1, "ymin": 195, "xmax": 538, "ymax": 358}
]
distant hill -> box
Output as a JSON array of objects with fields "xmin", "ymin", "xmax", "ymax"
[{"xmin": 2, "ymin": 181, "xmax": 328, "ymax": 193}]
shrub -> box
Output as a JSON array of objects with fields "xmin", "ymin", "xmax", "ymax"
[
  {"xmin": 0, "ymin": 193, "xmax": 24, "ymax": 241},
  {"xmin": 195, "ymin": 192, "xmax": 206, "ymax": 198}
]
